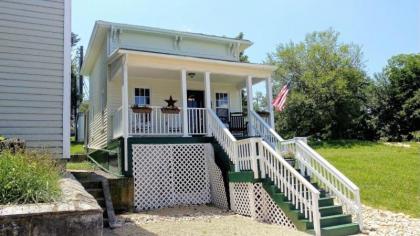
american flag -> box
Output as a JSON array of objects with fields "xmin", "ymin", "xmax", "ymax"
[{"xmin": 272, "ymin": 82, "xmax": 290, "ymax": 112}]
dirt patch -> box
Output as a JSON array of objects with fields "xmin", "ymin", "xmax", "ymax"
[{"xmin": 104, "ymin": 205, "xmax": 308, "ymax": 236}]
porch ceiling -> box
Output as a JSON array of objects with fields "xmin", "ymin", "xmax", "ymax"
[{"xmin": 128, "ymin": 66, "xmax": 265, "ymax": 88}]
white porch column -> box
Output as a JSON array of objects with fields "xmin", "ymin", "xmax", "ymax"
[
  {"xmin": 122, "ymin": 54, "xmax": 129, "ymax": 171},
  {"xmin": 181, "ymin": 69, "xmax": 189, "ymax": 137},
  {"xmin": 266, "ymin": 76, "xmax": 275, "ymax": 128},
  {"xmin": 204, "ymin": 72, "xmax": 211, "ymax": 136},
  {"xmin": 246, "ymin": 75, "xmax": 255, "ymax": 136}
]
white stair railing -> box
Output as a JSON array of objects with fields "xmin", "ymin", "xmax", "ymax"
[
  {"xmin": 293, "ymin": 139, "xmax": 362, "ymax": 228},
  {"xmin": 208, "ymin": 108, "xmax": 321, "ymax": 235},
  {"xmin": 249, "ymin": 110, "xmax": 284, "ymax": 146},
  {"xmin": 207, "ymin": 108, "xmax": 239, "ymax": 170},
  {"xmin": 259, "ymin": 140, "xmax": 321, "ymax": 235},
  {"xmin": 249, "ymin": 110, "xmax": 362, "ymax": 230}
]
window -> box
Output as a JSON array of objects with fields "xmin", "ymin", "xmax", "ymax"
[
  {"xmin": 216, "ymin": 92, "xmax": 229, "ymax": 108},
  {"xmin": 134, "ymin": 88, "xmax": 150, "ymax": 106}
]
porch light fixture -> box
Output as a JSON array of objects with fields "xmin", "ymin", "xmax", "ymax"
[{"xmin": 188, "ymin": 72, "xmax": 196, "ymax": 79}]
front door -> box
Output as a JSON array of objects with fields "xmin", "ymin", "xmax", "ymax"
[
  {"xmin": 187, "ymin": 90, "xmax": 204, "ymax": 108},
  {"xmin": 187, "ymin": 90, "xmax": 205, "ymax": 134}
]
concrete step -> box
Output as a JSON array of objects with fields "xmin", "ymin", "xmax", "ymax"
[
  {"xmin": 86, "ymin": 188, "xmax": 104, "ymax": 198},
  {"xmin": 80, "ymin": 180, "xmax": 102, "ymax": 189}
]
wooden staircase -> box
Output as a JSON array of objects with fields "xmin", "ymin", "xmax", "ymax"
[{"xmin": 261, "ymin": 164, "xmax": 360, "ymax": 236}]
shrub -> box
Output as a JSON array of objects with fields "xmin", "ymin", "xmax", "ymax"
[{"xmin": 0, "ymin": 151, "xmax": 61, "ymax": 204}]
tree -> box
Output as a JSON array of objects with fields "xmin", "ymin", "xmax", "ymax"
[
  {"xmin": 372, "ymin": 54, "xmax": 420, "ymax": 140},
  {"xmin": 267, "ymin": 29, "xmax": 371, "ymax": 139},
  {"xmin": 71, "ymin": 33, "xmax": 82, "ymax": 136},
  {"xmin": 236, "ymin": 32, "xmax": 250, "ymax": 113},
  {"xmin": 236, "ymin": 32, "xmax": 249, "ymax": 63}
]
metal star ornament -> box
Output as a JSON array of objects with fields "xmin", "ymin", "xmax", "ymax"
[{"xmin": 164, "ymin": 96, "xmax": 177, "ymax": 108}]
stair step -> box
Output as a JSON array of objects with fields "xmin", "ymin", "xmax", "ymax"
[
  {"xmin": 80, "ymin": 180, "xmax": 102, "ymax": 189},
  {"xmin": 86, "ymin": 188, "xmax": 104, "ymax": 198},
  {"xmin": 319, "ymin": 197, "xmax": 334, "ymax": 207},
  {"xmin": 321, "ymin": 223, "xmax": 360, "ymax": 236},
  {"xmin": 320, "ymin": 214, "xmax": 352, "ymax": 227},
  {"xmin": 319, "ymin": 205, "xmax": 343, "ymax": 217}
]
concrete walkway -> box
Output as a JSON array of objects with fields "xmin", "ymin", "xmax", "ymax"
[{"xmin": 104, "ymin": 205, "xmax": 308, "ymax": 236}]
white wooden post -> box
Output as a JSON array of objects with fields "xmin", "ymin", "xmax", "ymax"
[
  {"xmin": 181, "ymin": 69, "xmax": 189, "ymax": 137},
  {"xmin": 266, "ymin": 76, "xmax": 275, "ymax": 128},
  {"xmin": 246, "ymin": 75, "xmax": 255, "ymax": 136},
  {"xmin": 122, "ymin": 54, "xmax": 129, "ymax": 171},
  {"xmin": 204, "ymin": 72, "xmax": 212, "ymax": 136}
]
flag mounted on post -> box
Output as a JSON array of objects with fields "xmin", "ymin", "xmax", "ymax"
[{"xmin": 272, "ymin": 82, "xmax": 290, "ymax": 112}]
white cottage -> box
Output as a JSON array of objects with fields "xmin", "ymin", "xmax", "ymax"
[
  {"xmin": 0, "ymin": 0, "xmax": 71, "ymax": 158},
  {"xmin": 82, "ymin": 21, "xmax": 362, "ymax": 236}
]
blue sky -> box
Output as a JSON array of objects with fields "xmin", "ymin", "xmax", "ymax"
[{"xmin": 73, "ymin": 0, "xmax": 419, "ymax": 76}]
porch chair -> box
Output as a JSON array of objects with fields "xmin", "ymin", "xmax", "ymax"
[
  {"xmin": 229, "ymin": 112, "xmax": 248, "ymax": 137},
  {"xmin": 216, "ymin": 108, "xmax": 229, "ymax": 125}
]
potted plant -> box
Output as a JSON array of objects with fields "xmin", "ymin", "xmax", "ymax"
[
  {"xmin": 131, "ymin": 104, "xmax": 152, "ymax": 114},
  {"xmin": 282, "ymin": 151, "xmax": 296, "ymax": 167},
  {"xmin": 161, "ymin": 96, "xmax": 180, "ymax": 114}
]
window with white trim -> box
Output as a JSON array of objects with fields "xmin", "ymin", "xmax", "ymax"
[
  {"xmin": 134, "ymin": 88, "xmax": 150, "ymax": 106},
  {"xmin": 215, "ymin": 92, "xmax": 229, "ymax": 109}
]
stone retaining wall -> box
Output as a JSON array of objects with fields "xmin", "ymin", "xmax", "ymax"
[{"xmin": 0, "ymin": 173, "xmax": 103, "ymax": 236}]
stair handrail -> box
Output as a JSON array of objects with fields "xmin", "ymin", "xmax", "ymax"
[
  {"xmin": 249, "ymin": 110, "xmax": 284, "ymax": 145},
  {"xmin": 207, "ymin": 108, "xmax": 239, "ymax": 170},
  {"xmin": 294, "ymin": 139, "xmax": 363, "ymax": 228},
  {"xmin": 259, "ymin": 140, "xmax": 321, "ymax": 236},
  {"xmin": 249, "ymin": 111, "xmax": 362, "ymax": 230}
]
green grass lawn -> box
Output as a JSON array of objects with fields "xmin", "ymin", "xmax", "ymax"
[
  {"xmin": 70, "ymin": 136, "xmax": 85, "ymax": 155},
  {"xmin": 66, "ymin": 161, "xmax": 97, "ymax": 171},
  {"xmin": 312, "ymin": 140, "xmax": 420, "ymax": 217}
]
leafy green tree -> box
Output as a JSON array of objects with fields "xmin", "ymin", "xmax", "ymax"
[
  {"xmin": 71, "ymin": 33, "xmax": 82, "ymax": 135},
  {"xmin": 236, "ymin": 32, "xmax": 249, "ymax": 63},
  {"xmin": 267, "ymin": 29, "xmax": 370, "ymax": 139},
  {"xmin": 372, "ymin": 54, "xmax": 420, "ymax": 140}
]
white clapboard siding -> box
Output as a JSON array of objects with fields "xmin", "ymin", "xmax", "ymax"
[
  {"xmin": 0, "ymin": 120, "xmax": 62, "ymax": 128},
  {"xmin": 0, "ymin": 1, "xmax": 63, "ymax": 17},
  {"xmin": 0, "ymin": 100, "xmax": 63, "ymax": 108},
  {"xmin": 0, "ymin": 0, "xmax": 65, "ymax": 156},
  {"xmin": 0, "ymin": 93, "xmax": 63, "ymax": 102},
  {"xmin": 88, "ymin": 40, "xmax": 109, "ymax": 148},
  {"xmin": 0, "ymin": 79, "xmax": 63, "ymax": 89},
  {"xmin": 0, "ymin": 7, "xmax": 63, "ymax": 22},
  {"xmin": 0, "ymin": 72, "xmax": 63, "ymax": 83}
]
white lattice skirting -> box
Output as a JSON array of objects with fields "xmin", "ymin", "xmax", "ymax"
[
  {"xmin": 132, "ymin": 143, "xmax": 228, "ymax": 211},
  {"xmin": 230, "ymin": 182, "xmax": 297, "ymax": 229}
]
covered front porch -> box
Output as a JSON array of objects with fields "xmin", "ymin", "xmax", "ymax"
[{"xmin": 109, "ymin": 50, "xmax": 276, "ymax": 140}]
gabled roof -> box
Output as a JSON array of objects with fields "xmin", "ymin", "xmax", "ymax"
[{"xmin": 81, "ymin": 21, "xmax": 254, "ymax": 75}]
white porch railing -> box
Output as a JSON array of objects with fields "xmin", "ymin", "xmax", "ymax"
[
  {"xmin": 187, "ymin": 108, "xmax": 207, "ymax": 135},
  {"xmin": 129, "ymin": 106, "xmax": 183, "ymax": 136},
  {"xmin": 112, "ymin": 106, "xmax": 209, "ymax": 136},
  {"xmin": 112, "ymin": 106, "xmax": 123, "ymax": 139},
  {"xmin": 249, "ymin": 110, "xmax": 362, "ymax": 230}
]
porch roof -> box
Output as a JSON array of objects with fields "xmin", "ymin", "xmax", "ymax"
[{"xmin": 109, "ymin": 49, "xmax": 276, "ymax": 81}]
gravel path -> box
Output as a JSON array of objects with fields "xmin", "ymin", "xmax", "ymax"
[
  {"xmin": 104, "ymin": 204, "xmax": 420, "ymax": 236},
  {"xmin": 358, "ymin": 205, "xmax": 420, "ymax": 236},
  {"xmin": 104, "ymin": 205, "xmax": 308, "ymax": 236}
]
